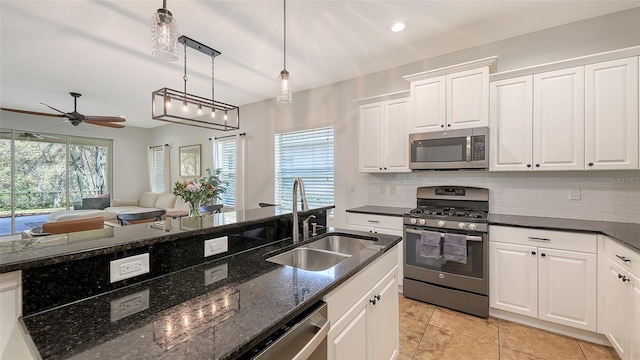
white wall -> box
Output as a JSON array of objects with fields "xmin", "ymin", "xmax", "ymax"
[
  {"xmin": 235, "ymin": 8, "xmax": 640, "ymax": 227},
  {"xmin": 0, "ymin": 112, "xmax": 150, "ymax": 200}
]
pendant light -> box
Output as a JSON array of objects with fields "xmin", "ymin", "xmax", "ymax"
[
  {"xmin": 277, "ymin": 0, "xmax": 292, "ymax": 103},
  {"xmin": 151, "ymin": 0, "xmax": 179, "ymax": 61}
]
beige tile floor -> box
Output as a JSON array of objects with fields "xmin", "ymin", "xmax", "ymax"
[{"xmin": 398, "ymin": 295, "xmax": 620, "ymax": 360}]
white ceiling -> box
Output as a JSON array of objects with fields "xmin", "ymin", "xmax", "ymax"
[{"xmin": 1, "ymin": 1, "xmax": 638, "ymax": 129}]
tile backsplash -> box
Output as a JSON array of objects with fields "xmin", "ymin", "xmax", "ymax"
[{"xmin": 366, "ymin": 171, "xmax": 640, "ymax": 223}]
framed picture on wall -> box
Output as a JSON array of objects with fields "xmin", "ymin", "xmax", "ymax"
[{"xmin": 179, "ymin": 144, "xmax": 201, "ymax": 177}]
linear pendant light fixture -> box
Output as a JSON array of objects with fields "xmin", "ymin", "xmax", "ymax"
[
  {"xmin": 276, "ymin": 0, "xmax": 292, "ymax": 103},
  {"xmin": 151, "ymin": 0, "xmax": 179, "ymax": 61},
  {"xmin": 152, "ymin": 36, "xmax": 240, "ymax": 131}
]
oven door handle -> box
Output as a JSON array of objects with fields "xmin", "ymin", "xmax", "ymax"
[{"xmin": 405, "ymin": 228, "xmax": 482, "ymax": 241}]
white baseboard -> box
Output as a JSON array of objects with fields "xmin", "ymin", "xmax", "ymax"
[{"xmin": 490, "ymin": 308, "xmax": 610, "ymax": 346}]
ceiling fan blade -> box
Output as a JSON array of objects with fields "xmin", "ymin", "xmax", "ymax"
[
  {"xmin": 84, "ymin": 115, "xmax": 126, "ymax": 123},
  {"xmin": 40, "ymin": 103, "xmax": 67, "ymax": 115},
  {"xmin": 84, "ymin": 120, "xmax": 125, "ymax": 129},
  {"xmin": 0, "ymin": 107, "xmax": 65, "ymax": 118}
]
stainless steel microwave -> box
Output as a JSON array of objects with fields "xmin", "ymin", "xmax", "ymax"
[{"xmin": 409, "ymin": 127, "xmax": 489, "ymax": 170}]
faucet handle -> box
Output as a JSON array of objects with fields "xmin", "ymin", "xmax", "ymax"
[{"xmin": 311, "ymin": 222, "xmax": 324, "ymax": 236}]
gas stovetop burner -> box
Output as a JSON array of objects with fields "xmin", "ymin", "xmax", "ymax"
[{"xmin": 407, "ymin": 206, "xmax": 488, "ymax": 220}]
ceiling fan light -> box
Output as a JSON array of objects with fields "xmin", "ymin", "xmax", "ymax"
[
  {"xmin": 277, "ymin": 69, "xmax": 292, "ymax": 103},
  {"xmin": 151, "ymin": 5, "xmax": 179, "ymax": 61}
]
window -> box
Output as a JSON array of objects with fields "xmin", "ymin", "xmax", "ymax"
[
  {"xmin": 150, "ymin": 146, "xmax": 166, "ymax": 193},
  {"xmin": 275, "ymin": 126, "xmax": 334, "ymax": 210},
  {"xmin": 216, "ymin": 138, "xmax": 236, "ymax": 207}
]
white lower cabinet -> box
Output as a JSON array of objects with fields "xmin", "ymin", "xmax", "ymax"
[
  {"xmin": 325, "ymin": 245, "xmax": 399, "ymax": 360},
  {"xmin": 0, "ymin": 271, "xmax": 35, "ymax": 360},
  {"xmin": 489, "ymin": 226, "xmax": 597, "ymax": 332},
  {"xmin": 602, "ymin": 236, "xmax": 640, "ymax": 360},
  {"xmin": 348, "ymin": 212, "xmax": 404, "ymax": 291}
]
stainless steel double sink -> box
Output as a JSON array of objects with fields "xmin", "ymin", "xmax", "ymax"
[{"xmin": 266, "ymin": 233, "xmax": 380, "ymax": 271}]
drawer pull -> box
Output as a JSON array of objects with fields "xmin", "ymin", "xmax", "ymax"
[
  {"xmin": 618, "ymin": 274, "xmax": 630, "ymax": 282},
  {"xmin": 528, "ymin": 236, "xmax": 551, "ymax": 242},
  {"xmin": 367, "ymin": 220, "xmax": 380, "ymax": 223},
  {"xmin": 615, "ymin": 255, "xmax": 631, "ymax": 263}
]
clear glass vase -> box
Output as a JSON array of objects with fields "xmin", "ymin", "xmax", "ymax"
[{"xmin": 188, "ymin": 202, "xmax": 201, "ymax": 217}]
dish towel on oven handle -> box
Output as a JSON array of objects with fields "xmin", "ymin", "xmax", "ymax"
[
  {"xmin": 420, "ymin": 230, "xmax": 441, "ymax": 259},
  {"xmin": 444, "ymin": 233, "xmax": 468, "ymax": 264}
]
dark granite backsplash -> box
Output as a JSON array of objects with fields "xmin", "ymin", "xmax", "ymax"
[{"xmin": 22, "ymin": 209, "xmax": 327, "ymax": 316}]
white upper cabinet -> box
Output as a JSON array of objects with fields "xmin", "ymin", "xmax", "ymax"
[
  {"xmin": 358, "ymin": 96, "xmax": 410, "ymax": 173},
  {"xmin": 490, "ymin": 76, "xmax": 534, "ymax": 171},
  {"xmin": 585, "ymin": 57, "xmax": 639, "ymax": 170},
  {"xmin": 405, "ymin": 57, "xmax": 496, "ymax": 133},
  {"xmin": 533, "ymin": 67, "xmax": 585, "ymax": 171}
]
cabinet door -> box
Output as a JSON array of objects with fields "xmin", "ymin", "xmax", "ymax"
[
  {"xmin": 359, "ymin": 102, "xmax": 384, "ymax": 172},
  {"xmin": 604, "ymin": 259, "xmax": 630, "ymax": 359},
  {"xmin": 447, "ymin": 67, "xmax": 489, "ymax": 130},
  {"xmin": 585, "ymin": 57, "xmax": 639, "ymax": 170},
  {"xmin": 489, "ymin": 76, "xmax": 534, "ymax": 171},
  {"xmin": 489, "ymin": 242, "xmax": 538, "ymax": 317},
  {"xmin": 538, "ymin": 248, "xmax": 597, "ymax": 331},
  {"xmin": 383, "ymin": 98, "xmax": 410, "ymax": 172},
  {"xmin": 410, "ymin": 76, "xmax": 446, "ymax": 132},
  {"xmin": 369, "ymin": 268, "xmax": 399, "ymax": 360},
  {"xmin": 533, "ymin": 67, "xmax": 585, "ymax": 170},
  {"xmin": 328, "ymin": 299, "xmax": 369, "ymax": 360},
  {"xmin": 630, "ymin": 272, "xmax": 640, "ymax": 360}
]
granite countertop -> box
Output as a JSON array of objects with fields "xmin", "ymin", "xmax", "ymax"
[
  {"xmin": 0, "ymin": 205, "xmax": 333, "ymax": 273},
  {"xmin": 346, "ymin": 205, "xmax": 413, "ymax": 217},
  {"xmin": 21, "ymin": 228, "xmax": 402, "ymax": 360},
  {"xmin": 345, "ymin": 205, "xmax": 639, "ymax": 251}
]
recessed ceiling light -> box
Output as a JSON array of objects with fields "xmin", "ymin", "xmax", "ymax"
[{"xmin": 389, "ymin": 22, "xmax": 406, "ymax": 32}]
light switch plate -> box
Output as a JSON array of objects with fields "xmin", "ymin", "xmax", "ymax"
[
  {"xmin": 110, "ymin": 253, "xmax": 150, "ymax": 283},
  {"xmin": 110, "ymin": 289, "xmax": 149, "ymax": 322},
  {"xmin": 204, "ymin": 237, "xmax": 228, "ymax": 257},
  {"xmin": 204, "ymin": 263, "xmax": 229, "ymax": 286},
  {"xmin": 570, "ymin": 188, "xmax": 581, "ymax": 200}
]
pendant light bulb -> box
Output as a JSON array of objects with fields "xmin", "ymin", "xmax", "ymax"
[
  {"xmin": 165, "ymin": 97, "xmax": 172, "ymax": 108},
  {"xmin": 198, "ymin": 104, "xmax": 202, "ymax": 115},
  {"xmin": 276, "ymin": 0, "xmax": 292, "ymax": 103},
  {"xmin": 151, "ymin": 0, "xmax": 179, "ymax": 61},
  {"xmin": 182, "ymin": 100, "xmax": 188, "ymax": 112},
  {"xmin": 224, "ymin": 110, "xmax": 228, "ymax": 121},
  {"xmin": 211, "ymin": 109, "xmax": 216, "ymax": 118}
]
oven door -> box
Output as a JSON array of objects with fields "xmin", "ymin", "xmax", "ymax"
[{"xmin": 403, "ymin": 225, "xmax": 488, "ymax": 295}]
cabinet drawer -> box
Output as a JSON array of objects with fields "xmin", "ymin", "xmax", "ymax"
[
  {"xmin": 490, "ymin": 225, "xmax": 596, "ymax": 253},
  {"xmin": 348, "ymin": 213, "xmax": 403, "ymax": 231},
  {"xmin": 605, "ymin": 237, "xmax": 640, "ymax": 276}
]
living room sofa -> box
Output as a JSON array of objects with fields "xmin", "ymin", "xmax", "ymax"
[{"xmin": 47, "ymin": 192, "xmax": 189, "ymax": 223}]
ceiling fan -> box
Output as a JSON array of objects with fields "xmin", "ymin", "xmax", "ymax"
[
  {"xmin": 0, "ymin": 131, "xmax": 61, "ymax": 141},
  {"xmin": 1, "ymin": 92, "xmax": 126, "ymax": 129}
]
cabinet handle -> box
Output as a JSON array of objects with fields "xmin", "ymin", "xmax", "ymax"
[
  {"xmin": 541, "ymin": 253, "xmax": 546, "ymax": 257},
  {"xmin": 528, "ymin": 236, "xmax": 551, "ymax": 242},
  {"xmin": 441, "ymin": 125, "xmax": 445, "ymax": 128},
  {"xmin": 527, "ymin": 164, "xmax": 532, "ymax": 168},
  {"xmin": 616, "ymin": 255, "xmax": 631, "ymax": 263},
  {"xmin": 447, "ymin": 124, "xmax": 451, "ymax": 127},
  {"xmin": 531, "ymin": 251, "xmax": 536, "ymax": 255},
  {"xmin": 367, "ymin": 220, "xmax": 380, "ymax": 223},
  {"xmin": 379, "ymin": 167, "xmax": 382, "ymax": 170},
  {"xmin": 588, "ymin": 162, "xmax": 594, "ymax": 167},
  {"xmin": 618, "ymin": 274, "xmax": 630, "ymax": 282},
  {"xmin": 535, "ymin": 164, "xmax": 540, "ymax": 168},
  {"xmin": 375, "ymin": 294, "xmax": 381, "ymax": 301},
  {"xmin": 369, "ymin": 294, "xmax": 381, "ymax": 305}
]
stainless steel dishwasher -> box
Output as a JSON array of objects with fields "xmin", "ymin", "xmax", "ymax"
[{"xmin": 243, "ymin": 301, "xmax": 329, "ymax": 360}]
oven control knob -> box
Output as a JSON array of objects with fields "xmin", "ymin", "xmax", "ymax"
[
  {"xmin": 410, "ymin": 218, "xmax": 417, "ymax": 225},
  {"xmin": 418, "ymin": 219, "xmax": 426, "ymax": 226},
  {"xmin": 458, "ymin": 223, "xmax": 467, "ymax": 230},
  {"xmin": 468, "ymin": 223, "xmax": 477, "ymax": 231},
  {"xmin": 437, "ymin": 220, "xmax": 445, "ymax": 228}
]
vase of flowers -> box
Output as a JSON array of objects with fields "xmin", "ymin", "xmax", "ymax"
[{"xmin": 173, "ymin": 168, "xmax": 228, "ymax": 217}]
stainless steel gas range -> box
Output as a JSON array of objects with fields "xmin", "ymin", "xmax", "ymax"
[{"xmin": 403, "ymin": 186, "xmax": 489, "ymax": 318}]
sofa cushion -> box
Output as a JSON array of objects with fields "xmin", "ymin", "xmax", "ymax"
[
  {"xmin": 155, "ymin": 193, "xmax": 177, "ymax": 209},
  {"xmin": 42, "ymin": 216, "xmax": 104, "ymax": 234},
  {"xmin": 48, "ymin": 209, "xmax": 116, "ymax": 222},
  {"xmin": 138, "ymin": 192, "xmax": 160, "ymax": 208}
]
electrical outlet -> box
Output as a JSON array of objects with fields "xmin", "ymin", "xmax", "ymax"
[
  {"xmin": 204, "ymin": 237, "xmax": 228, "ymax": 257},
  {"xmin": 204, "ymin": 264, "xmax": 229, "ymax": 286},
  {"xmin": 389, "ymin": 185, "xmax": 396, "ymax": 194},
  {"xmin": 110, "ymin": 289, "xmax": 149, "ymax": 322},
  {"xmin": 379, "ymin": 185, "xmax": 385, "ymax": 194},
  {"xmin": 570, "ymin": 188, "xmax": 581, "ymax": 200},
  {"xmin": 110, "ymin": 253, "xmax": 150, "ymax": 283}
]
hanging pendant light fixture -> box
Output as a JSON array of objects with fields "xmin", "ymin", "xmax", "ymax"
[
  {"xmin": 277, "ymin": 0, "xmax": 292, "ymax": 103},
  {"xmin": 151, "ymin": 0, "xmax": 179, "ymax": 61},
  {"xmin": 152, "ymin": 36, "xmax": 240, "ymax": 131}
]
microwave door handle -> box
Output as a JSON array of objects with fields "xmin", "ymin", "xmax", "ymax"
[{"xmin": 466, "ymin": 136, "xmax": 471, "ymax": 162}]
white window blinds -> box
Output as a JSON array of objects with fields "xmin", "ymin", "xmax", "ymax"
[
  {"xmin": 151, "ymin": 146, "xmax": 165, "ymax": 192},
  {"xmin": 275, "ymin": 126, "xmax": 334, "ymax": 210},
  {"xmin": 216, "ymin": 138, "xmax": 236, "ymax": 206}
]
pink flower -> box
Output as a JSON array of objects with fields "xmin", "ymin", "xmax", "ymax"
[{"xmin": 186, "ymin": 182, "xmax": 201, "ymax": 192}]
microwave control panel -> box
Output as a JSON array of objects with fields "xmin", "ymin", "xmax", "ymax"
[{"xmin": 471, "ymin": 135, "xmax": 486, "ymax": 161}]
